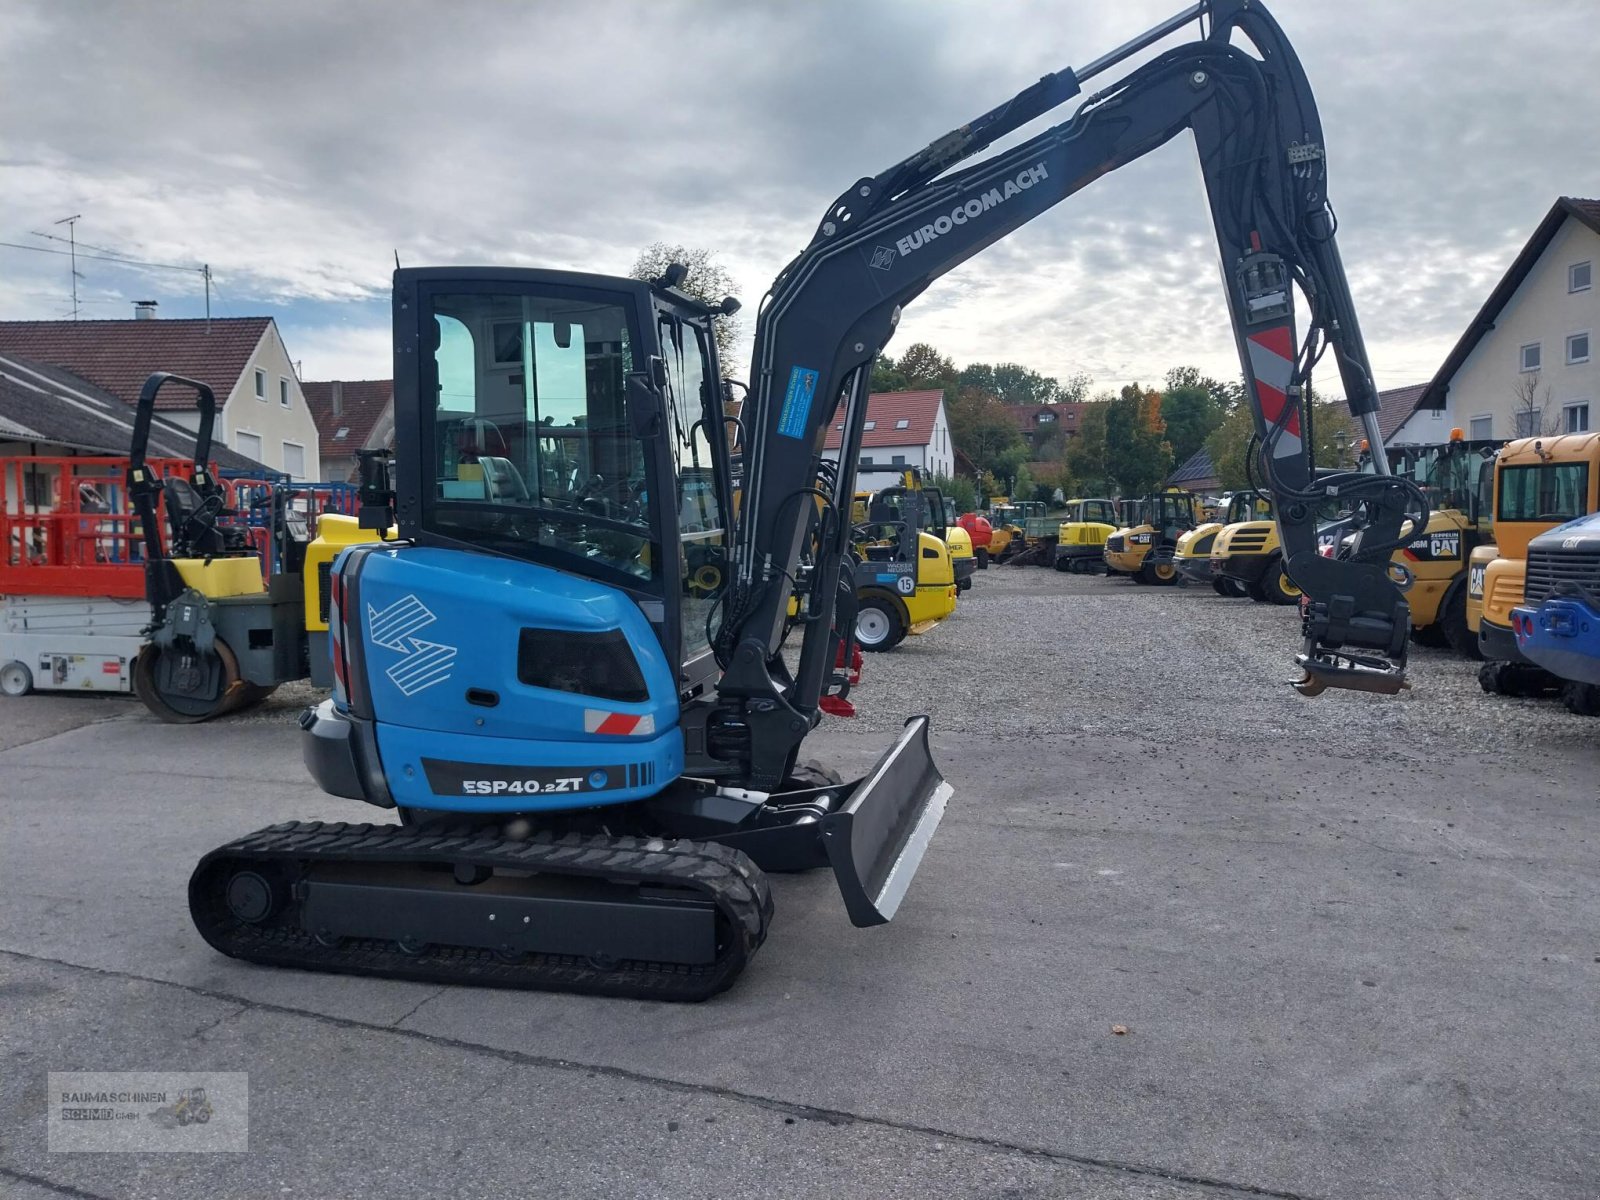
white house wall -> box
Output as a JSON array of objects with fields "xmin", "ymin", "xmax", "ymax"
[
  {"xmin": 220, "ymin": 323, "xmax": 324, "ymax": 479},
  {"xmin": 1429, "ymin": 216, "xmax": 1600, "ymax": 441}
]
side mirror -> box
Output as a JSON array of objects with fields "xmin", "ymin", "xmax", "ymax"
[
  {"xmin": 627, "ymin": 373, "xmax": 662, "ymax": 439},
  {"xmin": 356, "ymin": 449, "xmax": 396, "ymax": 530}
]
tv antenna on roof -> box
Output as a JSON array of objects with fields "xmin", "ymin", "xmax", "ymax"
[{"xmin": 54, "ymin": 214, "xmax": 83, "ymax": 320}]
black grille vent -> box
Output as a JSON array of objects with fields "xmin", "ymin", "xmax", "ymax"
[
  {"xmin": 317, "ymin": 562, "xmax": 333, "ymax": 622},
  {"xmin": 625, "ymin": 761, "xmax": 657, "ymax": 789},
  {"xmin": 1525, "ymin": 549, "xmax": 1600, "ymax": 605},
  {"xmin": 517, "ymin": 627, "xmax": 648, "ymax": 702},
  {"xmin": 1106, "ymin": 534, "xmax": 1125, "ymax": 553}
]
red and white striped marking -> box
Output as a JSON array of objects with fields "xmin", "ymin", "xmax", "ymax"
[
  {"xmin": 584, "ymin": 709, "xmax": 656, "ymax": 736},
  {"xmin": 1246, "ymin": 326, "xmax": 1303, "ymax": 460}
]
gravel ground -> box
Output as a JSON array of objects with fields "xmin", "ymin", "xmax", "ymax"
[
  {"xmin": 5, "ymin": 558, "xmax": 1597, "ymax": 1200},
  {"xmin": 218, "ymin": 563, "xmax": 1595, "ymax": 757},
  {"xmin": 843, "ymin": 563, "xmax": 1597, "ymax": 755}
]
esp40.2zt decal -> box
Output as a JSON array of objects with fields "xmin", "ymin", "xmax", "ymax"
[{"xmin": 422, "ymin": 758, "xmax": 623, "ymax": 797}]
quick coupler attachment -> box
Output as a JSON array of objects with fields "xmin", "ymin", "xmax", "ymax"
[
  {"xmin": 820, "ymin": 715, "xmax": 950, "ymax": 926},
  {"xmin": 1292, "ymin": 648, "xmax": 1410, "ymax": 697}
]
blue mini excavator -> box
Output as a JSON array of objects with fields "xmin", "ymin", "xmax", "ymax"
[{"xmin": 189, "ymin": 0, "xmax": 1426, "ymax": 999}]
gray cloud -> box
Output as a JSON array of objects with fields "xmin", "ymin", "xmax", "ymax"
[{"xmin": 2, "ymin": 0, "xmax": 1597, "ymax": 390}]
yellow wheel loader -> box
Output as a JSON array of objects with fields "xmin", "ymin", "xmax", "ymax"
[
  {"xmin": 1475, "ymin": 432, "xmax": 1600, "ymax": 694},
  {"xmin": 1175, "ymin": 490, "xmax": 1271, "ymax": 593},
  {"xmin": 1102, "ymin": 489, "xmax": 1201, "ymax": 584},
  {"xmin": 1388, "ymin": 435, "xmax": 1500, "ymax": 655}
]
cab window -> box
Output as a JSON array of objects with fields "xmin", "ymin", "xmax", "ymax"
[
  {"xmin": 424, "ymin": 289, "xmax": 656, "ymax": 589},
  {"xmin": 657, "ymin": 311, "xmax": 725, "ymax": 658}
]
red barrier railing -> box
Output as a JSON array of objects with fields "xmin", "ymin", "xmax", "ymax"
[{"xmin": 1, "ymin": 456, "xmax": 194, "ymax": 598}]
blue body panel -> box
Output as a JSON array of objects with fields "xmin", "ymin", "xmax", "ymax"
[
  {"xmin": 1513, "ymin": 597, "xmax": 1600, "ymax": 686},
  {"xmin": 347, "ymin": 544, "xmax": 683, "ymax": 812}
]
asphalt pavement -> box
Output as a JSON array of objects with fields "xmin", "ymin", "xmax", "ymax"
[{"xmin": 1, "ymin": 570, "xmax": 1596, "ymax": 1199}]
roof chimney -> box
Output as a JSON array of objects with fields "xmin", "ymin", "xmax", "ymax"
[
  {"xmin": 133, "ymin": 300, "xmax": 158, "ymax": 320},
  {"xmin": 331, "ymin": 380, "xmax": 343, "ymax": 416}
]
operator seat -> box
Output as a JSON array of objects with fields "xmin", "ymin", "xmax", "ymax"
[
  {"xmin": 479, "ymin": 456, "xmax": 531, "ymax": 502},
  {"xmin": 162, "ymin": 476, "xmax": 237, "ymax": 558}
]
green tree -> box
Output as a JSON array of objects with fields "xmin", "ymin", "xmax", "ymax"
[
  {"xmin": 896, "ymin": 343, "xmax": 958, "ymax": 387},
  {"xmin": 1104, "ymin": 383, "xmax": 1172, "ymax": 495},
  {"xmin": 1160, "ymin": 380, "xmax": 1223, "ymax": 467},
  {"xmin": 870, "ymin": 353, "xmax": 908, "ymax": 393},
  {"xmin": 629, "ymin": 243, "xmax": 742, "ymax": 370},
  {"xmin": 1013, "ymin": 463, "xmax": 1036, "ymax": 505},
  {"xmin": 930, "ymin": 471, "xmax": 977, "ymax": 516},
  {"xmin": 946, "ymin": 385, "xmax": 1023, "ymax": 475},
  {"xmin": 1204, "ymin": 402, "xmax": 1255, "ymax": 491},
  {"xmin": 1166, "ymin": 365, "xmax": 1245, "ymax": 413},
  {"xmin": 957, "ymin": 362, "xmax": 1093, "ymax": 406},
  {"xmin": 1066, "ymin": 401, "xmax": 1111, "ymax": 493}
]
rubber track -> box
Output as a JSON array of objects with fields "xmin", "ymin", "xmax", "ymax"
[{"xmin": 189, "ymin": 821, "xmax": 773, "ymax": 1002}]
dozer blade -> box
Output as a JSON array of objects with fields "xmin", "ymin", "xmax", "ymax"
[{"xmin": 819, "ymin": 715, "xmax": 950, "ymax": 927}]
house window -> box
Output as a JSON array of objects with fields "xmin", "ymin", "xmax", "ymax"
[
  {"xmin": 1037, "ymin": 412, "xmax": 1055, "ymax": 423},
  {"xmin": 254, "ymin": 369, "xmax": 266, "ymax": 400},
  {"xmin": 1469, "ymin": 415, "xmax": 1493, "ymax": 440},
  {"xmin": 858, "ymin": 456, "xmax": 874, "ymax": 468},
  {"xmin": 22, "ymin": 466, "xmax": 55, "ymax": 509},
  {"xmin": 1572, "ymin": 262, "xmax": 1592, "ymax": 293},
  {"xmin": 1565, "ymin": 403, "xmax": 1590, "ymax": 433},
  {"xmin": 895, "ymin": 418, "xmax": 910, "ymax": 430},
  {"xmin": 1514, "ymin": 409, "xmax": 1542, "ymax": 438},
  {"xmin": 1568, "ymin": 333, "xmax": 1590, "ymax": 365},
  {"xmin": 235, "ymin": 430, "xmax": 263, "ymax": 462},
  {"xmin": 282, "ymin": 441, "xmax": 306, "ymax": 479},
  {"xmin": 1520, "ymin": 343, "xmax": 1541, "ymax": 372},
  {"xmin": 891, "ymin": 454, "xmax": 906, "ymax": 467},
  {"xmin": 279, "ymin": 377, "xmax": 291, "ymax": 407},
  {"xmin": 864, "ymin": 420, "xmax": 876, "ymax": 431}
]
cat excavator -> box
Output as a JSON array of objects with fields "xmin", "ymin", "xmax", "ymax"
[{"xmin": 187, "ymin": 0, "xmax": 1424, "ymax": 1001}]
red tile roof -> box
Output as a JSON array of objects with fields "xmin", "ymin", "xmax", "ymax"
[
  {"xmin": 303, "ymin": 379, "xmax": 393, "ymax": 477},
  {"xmin": 1005, "ymin": 402, "xmax": 1085, "ymax": 433},
  {"xmin": 822, "ymin": 390, "xmax": 944, "ymax": 450},
  {"xmin": 0, "ymin": 317, "xmax": 272, "ymax": 410},
  {"xmin": 1373, "ymin": 382, "xmax": 1431, "ymax": 442}
]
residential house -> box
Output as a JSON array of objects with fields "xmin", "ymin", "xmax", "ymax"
[
  {"xmin": 821, "ymin": 389, "xmax": 954, "ymax": 477},
  {"xmin": 1007, "ymin": 402, "xmax": 1085, "ymax": 451},
  {"xmin": 1367, "ymin": 382, "xmax": 1432, "ymax": 446},
  {"xmin": 0, "ymin": 305, "xmax": 322, "ymax": 479},
  {"xmin": 303, "ymin": 379, "xmax": 394, "ymax": 482},
  {"xmin": 1398, "ymin": 197, "xmax": 1600, "ymax": 443}
]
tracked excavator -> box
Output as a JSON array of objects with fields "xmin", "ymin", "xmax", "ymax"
[{"xmin": 188, "ymin": 0, "xmax": 1426, "ymax": 1000}]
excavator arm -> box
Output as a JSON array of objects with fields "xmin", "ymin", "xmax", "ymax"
[{"xmin": 714, "ymin": 0, "xmax": 1424, "ymax": 788}]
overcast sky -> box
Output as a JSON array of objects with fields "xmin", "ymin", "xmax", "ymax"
[{"xmin": 3, "ymin": 0, "xmax": 1597, "ymax": 398}]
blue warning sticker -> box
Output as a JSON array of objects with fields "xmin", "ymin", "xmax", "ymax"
[{"xmin": 777, "ymin": 366, "xmax": 819, "ymax": 439}]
